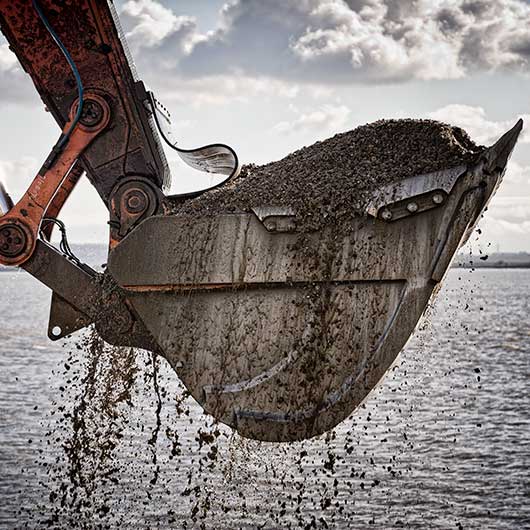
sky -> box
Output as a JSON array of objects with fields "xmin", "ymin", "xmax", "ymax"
[{"xmin": 0, "ymin": 0, "xmax": 529, "ymax": 252}]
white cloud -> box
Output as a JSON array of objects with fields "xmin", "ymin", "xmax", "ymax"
[
  {"xmin": 120, "ymin": 0, "xmax": 201, "ymax": 57},
  {"xmin": 475, "ymin": 194, "xmax": 530, "ymax": 251},
  {"xmin": 487, "ymin": 196, "xmax": 530, "ymax": 225},
  {"xmin": 2, "ymin": 1, "xmax": 530, "ymax": 107},
  {"xmin": 0, "ymin": 157, "xmax": 38, "ymax": 197},
  {"xmin": 121, "ymin": 0, "xmax": 180, "ymax": 46},
  {"xmin": 0, "ymin": 43, "xmax": 35, "ymax": 104},
  {"xmin": 121, "ymin": 0, "xmax": 530, "ymax": 85},
  {"xmin": 428, "ymin": 104, "xmax": 530, "ymax": 145},
  {"xmin": 0, "ymin": 43, "xmax": 17, "ymax": 72},
  {"xmin": 144, "ymin": 72, "xmax": 300, "ymax": 107},
  {"xmin": 273, "ymin": 103, "xmax": 351, "ymax": 135},
  {"xmin": 288, "ymin": 0, "xmax": 464, "ymax": 81},
  {"xmin": 503, "ymin": 161, "xmax": 530, "ymax": 186},
  {"xmin": 0, "ymin": 157, "xmax": 38, "ymax": 189}
]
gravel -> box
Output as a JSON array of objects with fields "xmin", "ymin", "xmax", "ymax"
[{"xmin": 168, "ymin": 119, "xmax": 484, "ymax": 230}]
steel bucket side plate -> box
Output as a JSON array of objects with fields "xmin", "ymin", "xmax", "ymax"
[{"xmin": 108, "ymin": 124, "xmax": 521, "ymax": 442}]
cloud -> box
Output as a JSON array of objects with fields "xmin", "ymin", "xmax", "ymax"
[
  {"xmin": 0, "ymin": 157, "xmax": 39, "ymax": 198},
  {"xmin": 0, "ymin": 43, "xmax": 35, "ymax": 104},
  {"xmin": 145, "ymin": 72, "xmax": 300, "ymax": 107},
  {"xmin": 0, "ymin": 43, "xmax": 17, "ymax": 71},
  {"xmin": 481, "ymin": 196, "xmax": 530, "ymax": 244},
  {"xmin": 489, "ymin": 196, "xmax": 530, "ymax": 224},
  {"xmin": 120, "ymin": 0, "xmax": 201, "ymax": 58},
  {"xmin": 273, "ymin": 103, "xmax": 351, "ymax": 135},
  {"xmin": 428, "ymin": 104, "xmax": 530, "ymax": 145},
  {"xmin": 503, "ymin": 161, "xmax": 530, "ymax": 187},
  {"xmin": 121, "ymin": 0, "xmax": 530, "ymax": 85},
  {"xmin": 2, "ymin": 1, "xmax": 530, "ymax": 107},
  {"xmin": 474, "ymin": 193, "xmax": 530, "ymax": 251}
]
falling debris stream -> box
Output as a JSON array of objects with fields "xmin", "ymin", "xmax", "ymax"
[{"xmin": 1, "ymin": 259, "xmax": 529, "ymax": 530}]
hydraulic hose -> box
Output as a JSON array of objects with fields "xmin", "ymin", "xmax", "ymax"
[{"xmin": 32, "ymin": 0, "xmax": 84, "ymax": 149}]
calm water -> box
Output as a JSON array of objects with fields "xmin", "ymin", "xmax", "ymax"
[{"xmin": 0, "ymin": 266, "xmax": 528, "ymax": 529}]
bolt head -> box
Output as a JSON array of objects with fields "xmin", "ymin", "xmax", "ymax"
[
  {"xmin": 264, "ymin": 220, "xmax": 277, "ymax": 231},
  {"xmin": 381, "ymin": 209, "xmax": 393, "ymax": 221},
  {"xmin": 124, "ymin": 190, "xmax": 148, "ymax": 213},
  {"xmin": 79, "ymin": 99, "xmax": 104, "ymax": 127},
  {"xmin": 432, "ymin": 193, "xmax": 445, "ymax": 205},
  {"xmin": 0, "ymin": 224, "xmax": 27, "ymax": 258},
  {"xmin": 407, "ymin": 202, "xmax": 419, "ymax": 213},
  {"xmin": 127, "ymin": 196, "xmax": 141, "ymax": 209}
]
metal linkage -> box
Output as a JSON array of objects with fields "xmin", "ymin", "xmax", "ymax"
[
  {"xmin": 21, "ymin": 239, "xmax": 157, "ymax": 350},
  {"xmin": 0, "ymin": 95, "xmax": 110, "ymax": 267},
  {"xmin": 108, "ymin": 176, "xmax": 163, "ymax": 248}
]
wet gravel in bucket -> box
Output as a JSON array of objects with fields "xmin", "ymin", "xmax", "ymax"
[{"xmin": 169, "ymin": 119, "xmax": 484, "ymax": 230}]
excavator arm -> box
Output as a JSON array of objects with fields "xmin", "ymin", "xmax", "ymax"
[
  {"xmin": 0, "ymin": 0, "xmax": 239, "ymax": 349},
  {"xmin": 0, "ymin": 0, "xmax": 177, "ymax": 347}
]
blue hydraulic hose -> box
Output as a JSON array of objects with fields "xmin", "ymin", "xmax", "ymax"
[{"xmin": 32, "ymin": 0, "xmax": 84, "ymax": 149}]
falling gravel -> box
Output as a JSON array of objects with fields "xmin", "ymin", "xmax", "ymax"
[{"xmin": 169, "ymin": 119, "xmax": 484, "ymax": 230}]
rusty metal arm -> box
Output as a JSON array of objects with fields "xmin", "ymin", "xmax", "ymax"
[
  {"xmin": 0, "ymin": 0, "xmax": 170, "ymax": 205},
  {"xmin": 40, "ymin": 160, "xmax": 85, "ymax": 241},
  {"xmin": 0, "ymin": 95, "xmax": 110, "ymax": 267}
]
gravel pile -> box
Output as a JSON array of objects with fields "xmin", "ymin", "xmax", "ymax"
[{"xmin": 169, "ymin": 119, "xmax": 484, "ymax": 229}]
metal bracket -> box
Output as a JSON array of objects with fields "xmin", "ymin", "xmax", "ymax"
[
  {"xmin": 251, "ymin": 206, "xmax": 297, "ymax": 233},
  {"xmin": 48, "ymin": 291, "xmax": 92, "ymax": 340},
  {"xmin": 22, "ymin": 240, "xmax": 158, "ymax": 350},
  {"xmin": 366, "ymin": 166, "xmax": 467, "ymax": 222}
]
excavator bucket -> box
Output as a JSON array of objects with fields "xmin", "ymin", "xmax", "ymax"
[
  {"xmin": 107, "ymin": 122, "xmax": 522, "ymax": 442},
  {"xmin": 0, "ymin": 1, "xmax": 523, "ymax": 442}
]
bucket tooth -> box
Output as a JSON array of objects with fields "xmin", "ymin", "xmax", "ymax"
[{"xmin": 482, "ymin": 119, "xmax": 523, "ymax": 174}]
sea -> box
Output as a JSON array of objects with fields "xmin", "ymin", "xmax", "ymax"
[{"xmin": 0, "ymin": 251, "xmax": 528, "ymax": 529}]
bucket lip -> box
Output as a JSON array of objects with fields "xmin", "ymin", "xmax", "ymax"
[{"xmin": 482, "ymin": 119, "xmax": 523, "ymax": 174}]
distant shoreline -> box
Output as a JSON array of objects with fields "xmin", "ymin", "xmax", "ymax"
[
  {"xmin": 453, "ymin": 263, "xmax": 530, "ymax": 269},
  {"xmin": 454, "ymin": 253, "xmax": 530, "ymax": 269}
]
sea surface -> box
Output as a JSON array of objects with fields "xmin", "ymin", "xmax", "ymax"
[{"xmin": 0, "ymin": 260, "xmax": 529, "ymax": 529}]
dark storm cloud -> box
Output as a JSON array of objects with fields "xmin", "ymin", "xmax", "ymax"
[
  {"xmin": 461, "ymin": 0, "xmax": 494, "ymax": 17},
  {"xmin": 510, "ymin": 35, "xmax": 530, "ymax": 58}
]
